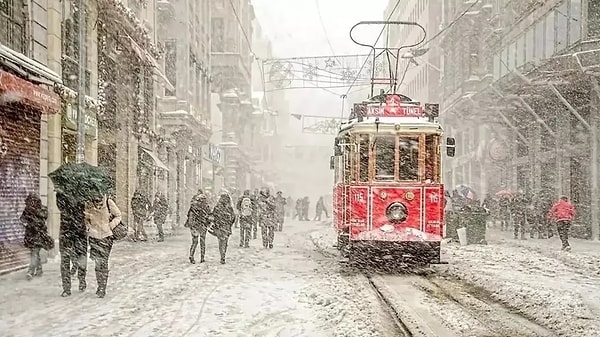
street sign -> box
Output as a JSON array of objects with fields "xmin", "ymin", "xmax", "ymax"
[
  {"xmin": 365, "ymin": 94, "xmax": 424, "ymax": 117},
  {"xmin": 208, "ymin": 143, "xmax": 222, "ymax": 163}
]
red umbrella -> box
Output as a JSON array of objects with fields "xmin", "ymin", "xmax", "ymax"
[{"xmin": 495, "ymin": 190, "xmax": 513, "ymax": 197}]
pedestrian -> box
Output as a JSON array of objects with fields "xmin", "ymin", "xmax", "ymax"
[
  {"xmin": 236, "ymin": 190, "xmax": 254, "ymax": 248},
  {"xmin": 20, "ymin": 193, "xmax": 51, "ymax": 280},
  {"xmin": 293, "ymin": 198, "xmax": 302, "ymax": 220},
  {"xmin": 511, "ymin": 192, "xmax": 528, "ymax": 240},
  {"xmin": 259, "ymin": 188, "xmax": 277, "ymax": 249},
  {"xmin": 302, "ymin": 196, "xmax": 310, "ymax": 221},
  {"xmin": 153, "ymin": 192, "xmax": 169, "ymax": 242},
  {"xmin": 314, "ymin": 196, "xmax": 329, "ymax": 221},
  {"xmin": 547, "ymin": 196, "xmax": 575, "ymax": 251},
  {"xmin": 212, "ymin": 192, "xmax": 236, "ymax": 264},
  {"xmin": 185, "ymin": 192, "xmax": 211, "ymax": 264},
  {"xmin": 499, "ymin": 195, "xmax": 511, "ymax": 231},
  {"xmin": 251, "ymin": 189, "xmax": 260, "ymax": 239},
  {"xmin": 131, "ymin": 189, "xmax": 151, "ymax": 241},
  {"xmin": 56, "ymin": 189, "xmax": 88, "ymax": 297},
  {"xmin": 84, "ymin": 191, "xmax": 122, "ymax": 298},
  {"xmin": 274, "ymin": 191, "xmax": 286, "ymax": 231}
]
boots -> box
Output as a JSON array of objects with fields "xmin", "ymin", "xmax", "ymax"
[{"xmin": 96, "ymin": 269, "xmax": 108, "ymax": 298}]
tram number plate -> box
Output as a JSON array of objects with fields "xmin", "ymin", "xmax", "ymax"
[{"xmin": 353, "ymin": 192, "xmax": 366, "ymax": 203}]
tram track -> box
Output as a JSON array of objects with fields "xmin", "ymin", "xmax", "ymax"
[{"xmin": 311, "ymin": 231, "xmax": 559, "ymax": 337}]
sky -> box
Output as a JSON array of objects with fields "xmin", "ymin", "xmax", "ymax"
[{"xmin": 252, "ymin": 0, "xmax": 389, "ymax": 134}]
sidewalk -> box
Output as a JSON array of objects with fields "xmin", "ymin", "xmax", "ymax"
[{"xmin": 485, "ymin": 227, "xmax": 600, "ymax": 276}]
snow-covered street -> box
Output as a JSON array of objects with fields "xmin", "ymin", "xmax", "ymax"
[
  {"xmin": 0, "ymin": 220, "xmax": 398, "ymax": 337},
  {"xmin": 311, "ymin": 226, "xmax": 600, "ymax": 337}
]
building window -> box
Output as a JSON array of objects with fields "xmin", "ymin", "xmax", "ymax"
[
  {"xmin": 525, "ymin": 28, "xmax": 535, "ymax": 63},
  {"xmin": 569, "ymin": 0, "xmax": 582, "ymax": 43},
  {"xmin": 165, "ymin": 39, "xmax": 177, "ymax": 96},
  {"xmin": 211, "ymin": 18, "xmax": 224, "ymax": 52},
  {"xmin": 62, "ymin": 4, "xmax": 90, "ymax": 93},
  {"xmin": 516, "ymin": 35, "xmax": 525, "ymax": 68},
  {"xmin": 0, "ymin": 0, "xmax": 26, "ymax": 54},
  {"xmin": 535, "ymin": 19, "xmax": 545, "ymax": 61},
  {"xmin": 545, "ymin": 12, "xmax": 556, "ymax": 58},
  {"xmin": 556, "ymin": 1, "xmax": 568, "ymax": 53}
]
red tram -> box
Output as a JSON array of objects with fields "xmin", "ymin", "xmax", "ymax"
[{"xmin": 331, "ymin": 93, "xmax": 455, "ymax": 265}]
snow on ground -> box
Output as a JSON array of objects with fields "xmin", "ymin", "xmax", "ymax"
[
  {"xmin": 442, "ymin": 232, "xmax": 600, "ymax": 337},
  {"xmin": 312, "ymin": 225, "xmax": 600, "ymax": 337},
  {"xmin": 0, "ymin": 220, "xmax": 397, "ymax": 337},
  {"xmin": 486, "ymin": 227, "xmax": 600, "ymax": 277}
]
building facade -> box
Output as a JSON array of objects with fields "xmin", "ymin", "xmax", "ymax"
[
  {"xmin": 157, "ymin": 0, "xmax": 212, "ymax": 226},
  {"xmin": 385, "ymin": 0, "xmax": 443, "ymax": 103},
  {"xmin": 210, "ymin": 0, "xmax": 255, "ymax": 192},
  {"xmin": 440, "ymin": 0, "xmax": 600, "ymax": 239}
]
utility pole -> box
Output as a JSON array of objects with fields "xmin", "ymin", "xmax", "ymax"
[{"xmin": 76, "ymin": 0, "xmax": 86, "ymax": 164}]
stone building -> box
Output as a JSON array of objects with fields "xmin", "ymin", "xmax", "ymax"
[
  {"xmin": 156, "ymin": 0, "xmax": 212, "ymax": 226},
  {"xmin": 440, "ymin": 0, "xmax": 600, "ymax": 238},
  {"xmin": 210, "ymin": 0, "xmax": 255, "ymax": 192}
]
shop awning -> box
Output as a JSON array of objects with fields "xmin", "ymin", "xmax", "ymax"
[
  {"xmin": 0, "ymin": 70, "xmax": 61, "ymax": 114},
  {"xmin": 141, "ymin": 148, "xmax": 169, "ymax": 171},
  {"xmin": 125, "ymin": 35, "xmax": 175, "ymax": 92}
]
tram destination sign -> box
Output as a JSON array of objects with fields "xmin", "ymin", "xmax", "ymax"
[{"xmin": 365, "ymin": 94, "xmax": 424, "ymax": 118}]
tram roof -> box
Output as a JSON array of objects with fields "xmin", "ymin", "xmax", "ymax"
[{"xmin": 338, "ymin": 116, "xmax": 443, "ymax": 135}]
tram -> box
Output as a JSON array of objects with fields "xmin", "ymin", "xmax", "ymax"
[{"xmin": 331, "ymin": 21, "xmax": 456, "ymax": 266}]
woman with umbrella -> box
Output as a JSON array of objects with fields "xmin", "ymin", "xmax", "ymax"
[
  {"xmin": 185, "ymin": 192, "xmax": 211, "ymax": 264},
  {"xmin": 84, "ymin": 188, "xmax": 122, "ymax": 298},
  {"xmin": 20, "ymin": 193, "xmax": 51, "ymax": 280},
  {"xmin": 211, "ymin": 192, "xmax": 236, "ymax": 264}
]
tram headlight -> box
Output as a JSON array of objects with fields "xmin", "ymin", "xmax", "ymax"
[{"xmin": 385, "ymin": 202, "xmax": 408, "ymax": 223}]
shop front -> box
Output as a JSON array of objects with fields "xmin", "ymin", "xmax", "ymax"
[{"xmin": 0, "ymin": 70, "xmax": 60, "ymax": 274}]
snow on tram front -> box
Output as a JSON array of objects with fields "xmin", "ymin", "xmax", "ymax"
[{"xmin": 330, "ymin": 93, "xmax": 456, "ymax": 266}]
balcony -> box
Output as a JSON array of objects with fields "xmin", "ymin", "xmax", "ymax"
[{"xmin": 157, "ymin": 97, "xmax": 210, "ymax": 142}]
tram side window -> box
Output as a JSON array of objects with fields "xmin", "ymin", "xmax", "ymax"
[
  {"xmin": 359, "ymin": 135, "xmax": 369, "ymax": 182},
  {"xmin": 375, "ymin": 136, "xmax": 395, "ymax": 181},
  {"xmin": 398, "ymin": 137, "xmax": 419, "ymax": 181},
  {"xmin": 425, "ymin": 135, "xmax": 439, "ymax": 183}
]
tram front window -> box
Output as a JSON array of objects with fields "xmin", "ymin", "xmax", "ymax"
[
  {"xmin": 375, "ymin": 136, "xmax": 395, "ymax": 181},
  {"xmin": 398, "ymin": 137, "xmax": 419, "ymax": 181}
]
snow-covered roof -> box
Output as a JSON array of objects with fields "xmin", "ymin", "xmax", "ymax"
[{"xmin": 338, "ymin": 116, "xmax": 444, "ymax": 135}]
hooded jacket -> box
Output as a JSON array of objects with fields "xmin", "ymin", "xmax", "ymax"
[{"xmin": 548, "ymin": 199, "xmax": 575, "ymax": 222}]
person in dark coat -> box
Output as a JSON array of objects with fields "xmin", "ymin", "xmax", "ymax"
[
  {"xmin": 56, "ymin": 189, "xmax": 88, "ymax": 296},
  {"xmin": 251, "ymin": 189, "xmax": 260, "ymax": 239},
  {"xmin": 131, "ymin": 190, "xmax": 151, "ymax": 241},
  {"xmin": 185, "ymin": 192, "xmax": 211, "ymax": 264},
  {"xmin": 511, "ymin": 193, "xmax": 528, "ymax": 240},
  {"xmin": 212, "ymin": 192, "xmax": 236, "ymax": 264},
  {"xmin": 314, "ymin": 196, "xmax": 329, "ymax": 221},
  {"xmin": 302, "ymin": 196, "xmax": 310, "ymax": 221},
  {"xmin": 153, "ymin": 192, "xmax": 169, "ymax": 242},
  {"xmin": 20, "ymin": 193, "xmax": 49, "ymax": 279},
  {"xmin": 293, "ymin": 198, "xmax": 302, "ymax": 220},
  {"xmin": 259, "ymin": 188, "xmax": 277, "ymax": 249}
]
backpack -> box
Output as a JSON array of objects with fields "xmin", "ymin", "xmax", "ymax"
[{"xmin": 240, "ymin": 197, "xmax": 252, "ymax": 217}]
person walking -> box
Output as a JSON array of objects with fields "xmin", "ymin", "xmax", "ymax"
[
  {"xmin": 56, "ymin": 189, "xmax": 88, "ymax": 297},
  {"xmin": 212, "ymin": 192, "xmax": 236, "ymax": 264},
  {"xmin": 84, "ymin": 192, "xmax": 122, "ymax": 298},
  {"xmin": 274, "ymin": 191, "xmax": 286, "ymax": 231},
  {"xmin": 251, "ymin": 189, "xmax": 260, "ymax": 239},
  {"xmin": 185, "ymin": 192, "xmax": 211, "ymax": 264},
  {"xmin": 314, "ymin": 196, "xmax": 329, "ymax": 221},
  {"xmin": 259, "ymin": 188, "xmax": 277, "ymax": 249},
  {"xmin": 548, "ymin": 196, "xmax": 576, "ymax": 251},
  {"xmin": 131, "ymin": 190, "xmax": 151, "ymax": 241},
  {"xmin": 153, "ymin": 192, "xmax": 169, "ymax": 242},
  {"xmin": 237, "ymin": 190, "xmax": 254, "ymax": 248},
  {"xmin": 20, "ymin": 193, "xmax": 51, "ymax": 280}
]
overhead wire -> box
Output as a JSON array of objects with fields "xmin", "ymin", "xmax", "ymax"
[
  {"xmin": 418, "ymin": 0, "xmax": 481, "ymax": 48},
  {"xmin": 315, "ymin": 0, "xmax": 342, "ymax": 64}
]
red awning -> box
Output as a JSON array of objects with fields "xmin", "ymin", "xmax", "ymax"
[{"xmin": 0, "ymin": 71, "xmax": 60, "ymax": 114}]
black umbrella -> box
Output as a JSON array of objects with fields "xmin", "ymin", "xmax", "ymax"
[{"xmin": 49, "ymin": 162, "xmax": 114, "ymax": 201}]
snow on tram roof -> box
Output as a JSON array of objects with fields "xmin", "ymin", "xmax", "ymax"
[{"xmin": 338, "ymin": 116, "xmax": 443, "ymax": 134}]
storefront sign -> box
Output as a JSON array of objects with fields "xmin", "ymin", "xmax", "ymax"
[
  {"xmin": 366, "ymin": 95, "xmax": 423, "ymax": 117},
  {"xmin": 64, "ymin": 104, "xmax": 98, "ymax": 136},
  {"xmin": 0, "ymin": 71, "xmax": 60, "ymax": 114}
]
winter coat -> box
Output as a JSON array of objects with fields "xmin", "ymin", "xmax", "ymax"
[
  {"xmin": 548, "ymin": 200, "xmax": 575, "ymax": 222},
  {"xmin": 56, "ymin": 191, "xmax": 87, "ymax": 251},
  {"xmin": 131, "ymin": 192, "xmax": 151, "ymax": 219},
  {"xmin": 153, "ymin": 195, "xmax": 169, "ymax": 224},
  {"xmin": 21, "ymin": 205, "xmax": 49, "ymax": 249},
  {"xmin": 274, "ymin": 195, "xmax": 286, "ymax": 217},
  {"xmin": 212, "ymin": 197, "xmax": 236, "ymax": 238},
  {"xmin": 237, "ymin": 194, "xmax": 255, "ymax": 219},
  {"xmin": 186, "ymin": 197, "xmax": 211, "ymax": 232},
  {"xmin": 84, "ymin": 196, "xmax": 122, "ymax": 239},
  {"xmin": 259, "ymin": 194, "xmax": 277, "ymax": 226}
]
